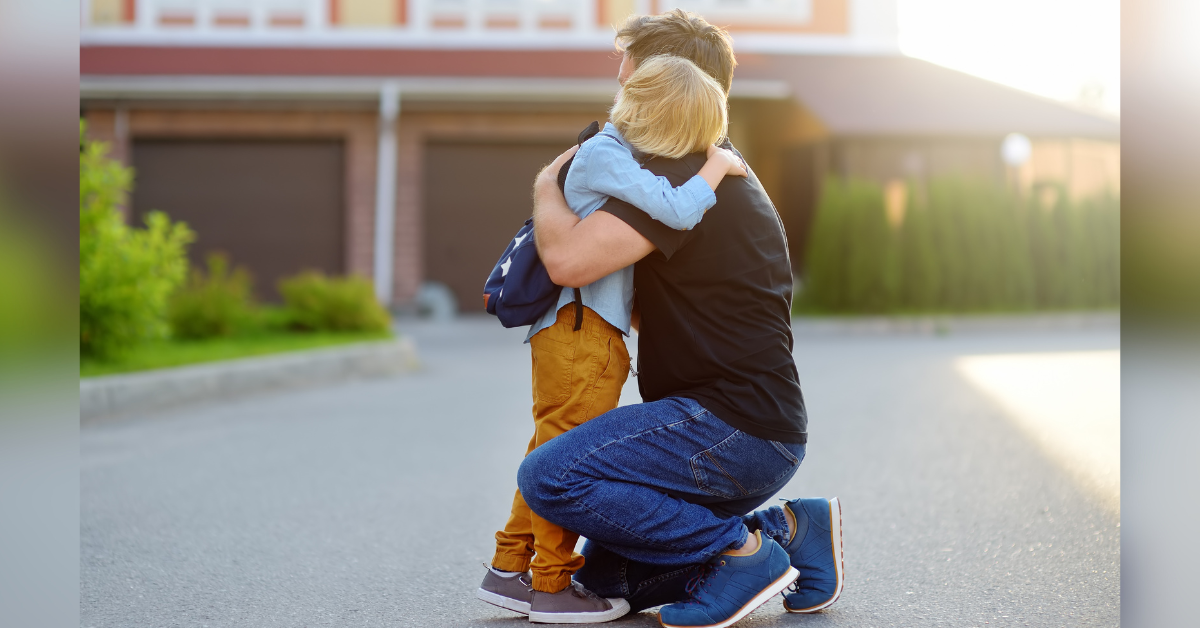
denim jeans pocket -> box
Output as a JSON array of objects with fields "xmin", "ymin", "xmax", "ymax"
[{"xmin": 690, "ymin": 429, "xmax": 801, "ymax": 500}]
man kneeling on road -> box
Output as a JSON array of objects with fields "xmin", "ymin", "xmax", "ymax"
[{"xmin": 485, "ymin": 11, "xmax": 844, "ymax": 627}]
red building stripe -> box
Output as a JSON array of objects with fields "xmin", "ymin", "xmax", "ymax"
[{"xmin": 80, "ymin": 46, "xmax": 631, "ymax": 78}]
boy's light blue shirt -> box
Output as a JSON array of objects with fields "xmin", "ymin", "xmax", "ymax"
[{"xmin": 525, "ymin": 123, "xmax": 717, "ymax": 342}]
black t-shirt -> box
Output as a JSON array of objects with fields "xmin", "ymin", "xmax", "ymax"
[{"xmin": 599, "ymin": 150, "xmax": 808, "ymax": 443}]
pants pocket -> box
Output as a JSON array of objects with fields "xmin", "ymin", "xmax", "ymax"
[
  {"xmin": 531, "ymin": 329, "xmax": 575, "ymax": 405},
  {"xmin": 690, "ymin": 429, "xmax": 801, "ymax": 500},
  {"xmin": 591, "ymin": 336, "xmax": 630, "ymax": 397}
]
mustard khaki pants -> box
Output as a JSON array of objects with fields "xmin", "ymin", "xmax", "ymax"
[{"xmin": 492, "ymin": 304, "xmax": 630, "ymax": 593}]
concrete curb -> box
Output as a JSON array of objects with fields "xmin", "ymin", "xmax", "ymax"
[
  {"xmin": 80, "ymin": 337, "xmax": 419, "ymax": 422},
  {"xmin": 791, "ymin": 312, "xmax": 1120, "ymax": 336}
]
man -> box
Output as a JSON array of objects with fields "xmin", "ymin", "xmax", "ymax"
[{"xmin": 494, "ymin": 11, "xmax": 844, "ymax": 626}]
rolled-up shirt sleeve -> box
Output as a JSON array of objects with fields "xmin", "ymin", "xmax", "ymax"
[
  {"xmin": 598, "ymin": 195, "xmax": 694, "ymax": 260},
  {"xmin": 584, "ymin": 138, "xmax": 716, "ymax": 231}
]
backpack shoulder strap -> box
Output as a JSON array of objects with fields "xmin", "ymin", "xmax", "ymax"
[{"xmin": 573, "ymin": 288, "xmax": 583, "ymax": 331}]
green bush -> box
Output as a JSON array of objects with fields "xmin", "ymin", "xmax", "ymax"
[
  {"xmin": 800, "ymin": 178, "xmax": 851, "ymax": 311},
  {"xmin": 800, "ymin": 174, "xmax": 1119, "ymax": 314},
  {"xmin": 278, "ymin": 272, "xmax": 390, "ymax": 333},
  {"xmin": 168, "ymin": 253, "xmax": 256, "ymax": 339},
  {"xmin": 896, "ymin": 193, "xmax": 941, "ymax": 310},
  {"xmin": 1027, "ymin": 184, "xmax": 1121, "ymax": 309},
  {"xmin": 802, "ymin": 178, "xmax": 898, "ymax": 312},
  {"xmin": 843, "ymin": 180, "xmax": 899, "ymax": 311},
  {"xmin": 917, "ymin": 177, "xmax": 1036, "ymax": 311},
  {"xmin": 1083, "ymin": 191, "xmax": 1121, "ymax": 307},
  {"xmin": 80, "ymin": 121, "xmax": 194, "ymax": 358}
]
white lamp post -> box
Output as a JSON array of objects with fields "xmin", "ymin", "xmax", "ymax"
[
  {"xmin": 1002, "ymin": 132, "xmax": 1032, "ymax": 167},
  {"xmin": 1002, "ymin": 132, "xmax": 1032, "ymax": 194}
]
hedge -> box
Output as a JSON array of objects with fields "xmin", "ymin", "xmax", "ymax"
[
  {"xmin": 79, "ymin": 122, "xmax": 194, "ymax": 358},
  {"xmin": 800, "ymin": 176, "xmax": 1120, "ymax": 313}
]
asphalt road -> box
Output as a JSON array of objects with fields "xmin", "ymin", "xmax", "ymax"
[{"xmin": 81, "ymin": 318, "xmax": 1120, "ymax": 628}]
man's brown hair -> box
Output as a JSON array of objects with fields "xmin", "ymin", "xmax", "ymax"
[{"xmin": 615, "ymin": 9, "xmax": 737, "ymax": 95}]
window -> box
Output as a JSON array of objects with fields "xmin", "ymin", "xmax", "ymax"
[
  {"xmin": 658, "ymin": 0, "xmax": 813, "ymax": 28},
  {"xmin": 90, "ymin": 0, "xmax": 136, "ymax": 25},
  {"xmin": 332, "ymin": 0, "xmax": 407, "ymax": 26}
]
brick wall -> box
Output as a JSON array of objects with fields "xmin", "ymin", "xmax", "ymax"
[
  {"xmin": 396, "ymin": 107, "xmax": 610, "ymax": 305},
  {"xmin": 82, "ymin": 104, "xmax": 610, "ymax": 308},
  {"xmin": 84, "ymin": 107, "xmax": 380, "ymax": 295}
]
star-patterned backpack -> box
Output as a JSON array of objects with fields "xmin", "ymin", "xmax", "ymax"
[
  {"xmin": 480, "ymin": 121, "xmax": 600, "ymax": 329},
  {"xmin": 481, "ymin": 122, "xmax": 600, "ymax": 329},
  {"xmin": 482, "ymin": 217, "xmax": 578, "ymax": 329}
]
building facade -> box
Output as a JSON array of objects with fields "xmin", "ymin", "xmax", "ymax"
[{"xmin": 80, "ymin": 0, "xmax": 1119, "ymax": 309}]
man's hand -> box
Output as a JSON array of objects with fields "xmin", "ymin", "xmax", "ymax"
[
  {"xmin": 532, "ymin": 145, "xmax": 656, "ymax": 288},
  {"xmin": 531, "ymin": 145, "xmax": 582, "ymax": 254},
  {"xmin": 537, "ymin": 144, "xmax": 580, "ymax": 192}
]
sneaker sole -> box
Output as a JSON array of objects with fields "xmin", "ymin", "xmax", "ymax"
[
  {"xmin": 784, "ymin": 496, "xmax": 844, "ymax": 613},
  {"xmin": 476, "ymin": 587, "xmax": 531, "ymax": 616},
  {"xmin": 528, "ymin": 597, "xmax": 630, "ymax": 624},
  {"xmin": 659, "ymin": 566, "xmax": 800, "ymax": 628}
]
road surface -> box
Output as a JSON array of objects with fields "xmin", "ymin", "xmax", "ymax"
[{"xmin": 81, "ymin": 317, "xmax": 1120, "ymax": 627}]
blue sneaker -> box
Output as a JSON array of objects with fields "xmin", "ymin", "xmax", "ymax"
[
  {"xmin": 780, "ymin": 497, "xmax": 844, "ymax": 613},
  {"xmin": 659, "ymin": 531, "xmax": 799, "ymax": 628}
]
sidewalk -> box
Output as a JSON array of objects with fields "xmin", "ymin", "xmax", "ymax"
[
  {"xmin": 791, "ymin": 311, "xmax": 1119, "ymax": 336},
  {"xmin": 80, "ymin": 337, "xmax": 419, "ymax": 421}
]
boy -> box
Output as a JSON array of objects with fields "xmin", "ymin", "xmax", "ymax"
[{"xmin": 478, "ymin": 56, "xmax": 746, "ymax": 623}]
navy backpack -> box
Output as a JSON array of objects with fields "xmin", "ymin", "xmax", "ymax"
[{"xmin": 482, "ymin": 121, "xmax": 600, "ymax": 330}]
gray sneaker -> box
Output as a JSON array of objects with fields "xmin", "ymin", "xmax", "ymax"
[
  {"xmin": 528, "ymin": 581, "xmax": 630, "ymax": 624},
  {"xmin": 476, "ymin": 567, "xmax": 533, "ymax": 615}
]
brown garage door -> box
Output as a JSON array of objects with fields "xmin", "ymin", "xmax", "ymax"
[
  {"xmin": 131, "ymin": 139, "xmax": 345, "ymax": 301},
  {"xmin": 424, "ymin": 140, "xmax": 569, "ymax": 312}
]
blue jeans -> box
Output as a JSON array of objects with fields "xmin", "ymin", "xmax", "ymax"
[{"xmin": 517, "ymin": 396, "xmax": 806, "ymax": 611}]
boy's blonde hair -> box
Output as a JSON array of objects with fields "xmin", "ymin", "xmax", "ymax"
[{"xmin": 609, "ymin": 55, "xmax": 728, "ymax": 160}]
